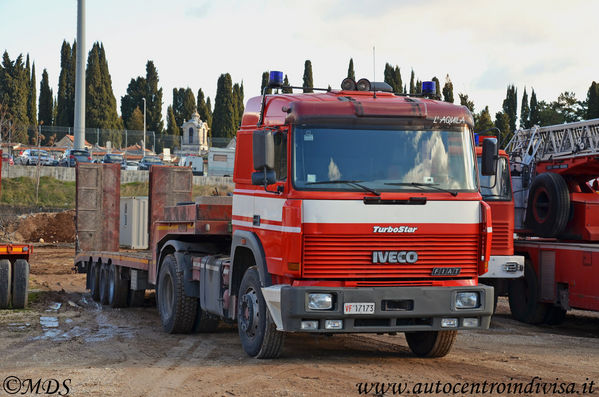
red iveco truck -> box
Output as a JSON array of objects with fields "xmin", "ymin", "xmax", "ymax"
[
  {"xmin": 504, "ymin": 120, "xmax": 599, "ymax": 324},
  {"xmin": 0, "ymin": 150, "xmax": 32, "ymax": 309},
  {"xmin": 74, "ymin": 73, "xmax": 496, "ymax": 358}
]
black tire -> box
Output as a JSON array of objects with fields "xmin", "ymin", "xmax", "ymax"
[
  {"xmin": 0, "ymin": 259, "xmax": 11, "ymax": 309},
  {"xmin": 237, "ymin": 267, "xmax": 284, "ymax": 359},
  {"xmin": 128, "ymin": 289, "xmax": 145, "ymax": 307},
  {"xmin": 157, "ymin": 254, "xmax": 197, "ymax": 334},
  {"xmin": 405, "ymin": 330, "xmax": 457, "ymax": 358},
  {"xmin": 109, "ymin": 264, "xmax": 129, "ymax": 308},
  {"xmin": 99, "ymin": 263, "xmax": 110, "ymax": 305},
  {"xmin": 192, "ymin": 299, "xmax": 219, "ymax": 333},
  {"xmin": 525, "ymin": 172, "xmax": 570, "ymax": 237},
  {"xmin": 89, "ymin": 261, "xmax": 101, "ymax": 302},
  {"xmin": 508, "ymin": 260, "xmax": 548, "ymax": 324},
  {"xmin": 11, "ymin": 259, "xmax": 29, "ymax": 309},
  {"xmin": 544, "ymin": 306, "xmax": 567, "ymax": 325}
]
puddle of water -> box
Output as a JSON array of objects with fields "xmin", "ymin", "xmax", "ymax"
[
  {"xmin": 8, "ymin": 323, "xmax": 31, "ymax": 331},
  {"xmin": 31, "ymin": 312, "xmax": 134, "ymax": 342},
  {"xmin": 39, "ymin": 316, "xmax": 59, "ymax": 328}
]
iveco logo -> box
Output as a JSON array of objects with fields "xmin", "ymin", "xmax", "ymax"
[
  {"xmin": 373, "ymin": 226, "xmax": 418, "ymax": 233},
  {"xmin": 372, "ymin": 251, "xmax": 418, "ymax": 264}
]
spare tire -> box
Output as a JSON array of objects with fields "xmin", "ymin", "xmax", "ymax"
[{"xmin": 525, "ymin": 172, "xmax": 570, "ymax": 237}]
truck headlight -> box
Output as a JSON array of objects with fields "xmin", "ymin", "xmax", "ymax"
[
  {"xmin": 455, "ymin": 292, "xmax": 479, "ymax": 309},
  {"xmin": 307, "ymin": 293, "xmax": 333, "ymax": 310}
]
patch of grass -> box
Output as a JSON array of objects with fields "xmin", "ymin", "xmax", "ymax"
[
  {"xmin": 0, "ymin": 176, "xmax": 75, "ymax": 208},
  {"xmin": 121, "ymin": 181, "xmax": 148, "ymax": 197}
]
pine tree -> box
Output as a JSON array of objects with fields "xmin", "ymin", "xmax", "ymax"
[
  {"xmin": 282, "ymin": 75, "xmax": 292, "ymax": 94},
  {"xmin": 0, "ymin": 52, "xmax": 29, "ymax": 143},
  {"xmin": 585, "ymin": 81, "xmax": 599, "ymax": 120},
  {"xmin": 495, "ymin": 111, "xmax": 512, "ymax": 145},
  {"xmin": 302, "ymin": 60, "xmax": 313, "ymax": 93},
  {"xmin": 260, "ymin": 71, "xmax": 272, "ymax": 94},
  {"xmin": 182, "ymin": 87, "xmax": 196, "ymax": 122},
  {"xmin": 529, "ymin": 89, "xmax": 540, "ymax": 126},
  {"xmin": 458, "ymin": 93, "xmax": 475, "ymax": 113},
  {"xmin": 38, "ymin": 69, "xmax": 53, "ymax": 127},
  {"xmin": 165, "ymin": 105, "xmax": 180, "ymax": 149},
  {"xmin": 502, "ymin": 84, "xmax": 518, "ymax": 132},
  {"xmin": 212, "ymin": 73, "xmax": 235, "ymax": 142},
  {"xmin": 197, "ymin": 88, "xmax": 212, "ymax": 128},
  {"xmin": 442, "ymin": 74, "xmax": 454, "ymax": 103},
  {"xmin": 520, "ymin": 87, "xmax": 530, "ymax": 129},
  {"xmin": 474, "ymin": 106, "xmax": 494, "ymax": 133},
  {"xmin": 128, "ymin": 106, "xmax": 144, "ymax": 131},
  {"xmin": 347, "ymin": 58, "xmax": 355, "ymax": 80},
  {"xmin": 409, "ymin": 70, "xmax": 415, "ymax": 94}
]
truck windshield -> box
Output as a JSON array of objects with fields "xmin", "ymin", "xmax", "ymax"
[
  {"xmin": 478, "ymin": 156, "xmax": 511, "ymax": 201},
  {"xmin": 293, "ymin": 126, "xmax": 477, "ymax": 192}
]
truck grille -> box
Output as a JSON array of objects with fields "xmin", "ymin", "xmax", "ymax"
[
  {"xmin": 491, "ymin": 220, "xmax": 512, "ymax": 253},
  {"xmin": 303, "ymin": 234, "xmax": 479, "ymax": 279}
]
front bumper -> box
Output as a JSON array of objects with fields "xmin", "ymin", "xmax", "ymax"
[
  {"xmin": 479, "ymin": 255, "xmax": 524, "ymax": 279},
  {"xmin": 262, "ymin": 285, "xmax": 493, "ymax": 333}
]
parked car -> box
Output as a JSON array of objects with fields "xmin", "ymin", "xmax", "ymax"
[
  {"xmin": 16, "ymin": 149, "xmax": 54, "ymax": 166},
  {"xmin": 102, "ymin": 153, "xmax": 124, "ymax": 165},
  {"xmin": 125, "ymin": 161, "xmax": 139, "ymax": 171},
  {"xmin": 59, "ymin": 149, "xmax": 92, "ymax": 167},
  {"xmin": 2, "ymin": 152, "xmax": 14, "ymax": 166},
  {"xmin": 138, "ymin": 156, "xmax": 163, "ymax": 170}
]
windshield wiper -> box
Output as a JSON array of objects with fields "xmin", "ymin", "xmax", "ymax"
[
  {"xmin": 384, "ymin": 182, "xmax": 458, "ymax": 197},
  {"xmin": 306, "ymin": 180, "xmax": 380, "ymax": 196}
]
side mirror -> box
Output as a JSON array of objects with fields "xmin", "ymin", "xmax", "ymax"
[
  {"xmin": 252, "ymin": 169, "xmax": 276, "ymax": 186},
  {"xmin": 253, "ymin": 130, "xmax": 274, "ymax": 171},
  {"xmin": 481, "ymin": 138, "xmax": 498, "ymax": 176}
]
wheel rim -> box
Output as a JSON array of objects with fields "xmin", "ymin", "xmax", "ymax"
[
  {"xmin": 161, "ymin": 273, "xmax": 174, "ymax": 318},
  {"xmin": 239, "ymin": 287, "xmax": 259, "ymax": 339}
]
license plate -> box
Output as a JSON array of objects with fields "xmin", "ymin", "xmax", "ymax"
[{"xmin": 344, "ymin": 302, "xmax": 375, "ymax": 314}]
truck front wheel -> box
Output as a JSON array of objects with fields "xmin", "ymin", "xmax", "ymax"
[
  {"xmin": 237, "ymin": 267, "xmax": 284, "ymax": 359},
  {"xmin": 157, "ymin": 254, "xmax": 197, "ymax": 334},
  {"xmin": 508, "ymin": 261, "xmax": 548, "ymax": 324},
  {"xmin": 405, "ymin": 330, "xmax": 457, "ymax": 357}
]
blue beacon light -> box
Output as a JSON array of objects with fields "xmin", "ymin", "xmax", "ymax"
[
  {"xmin": 268, "ymin": 71, "xmax": 284, "ymax": 89},
  {"xmin": 421, "ymin": 81, "xmax": 436, "ymax": 95}
]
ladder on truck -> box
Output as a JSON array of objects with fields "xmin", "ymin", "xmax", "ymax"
[{"xmin": 505, "ymin": 118, "xmax": 599, "ymax": 167}]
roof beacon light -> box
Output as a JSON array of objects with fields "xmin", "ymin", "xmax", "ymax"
[
  {"xmin": 341, "ymin": 77, "xmax": 357, "ymax": 91},
  {"xmin": 422, "ymin": 81, "xmax": 436, "ymax": 96},
  {"xmin": 268, "ymin": 71, "xmax": 284, "ymax": 89},
  {"xmin": 356, "ymin": 78, "xmax": 371, "ymax": 92}
]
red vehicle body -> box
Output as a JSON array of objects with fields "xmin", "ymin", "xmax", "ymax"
[
  {"xmin": 0, "ymin": 150, "xmax": 32, "ymax": 309},
  {"xmin": 504, "ymin": 120, "xmax": 599, "ymax": 324},
  {"xmin": 75, "ymin": 78, "xmax": 495, "ymax": 358}
]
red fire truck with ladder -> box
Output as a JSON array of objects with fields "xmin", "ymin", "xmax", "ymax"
[
  {"xmin": 74, "ymin": 72, "xmax": 497, "ymax": 358},
  {"xmin": 0, "ymin": 150, "xmax": 32, "ymax": 310},
  {"xmin": 504, "ymin": 119, "xmax": 599, "ymax": 324}
]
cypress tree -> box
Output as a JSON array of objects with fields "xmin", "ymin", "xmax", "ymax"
[
  {"xmin": 182, "ymin": 87, "xmax": 196, "ymax": 122},
  {"xmin": 302, "ymin": 60, "xmax": 313, "ymax": 93},
  {"xmin": 232, "ymin": 82, "xmax": 244, "ymax": 128},
  {"xmin": 432, "ymin": 77, "xmax": 441, "ymax": 99},
  {"xmin": 458, "ymin": 93, "xmax": 475, "ymax": 113},
  {"xmin": 38, "ymin": 69, "xmax": 53, "ymax": 127},
  {"xmin": 442, "ymin": 74, "xmax": 454, "ymax": 103},
  {"xmin": 121, "ymin": 77, "xmax": 146, "ymax": 129},
  {"xmin": 212, "ymin": 73, "xmax": 235, "ymax": 142},
  {"xmin": 0, "ymin": 52, "xmax": 29, "ymax": 142},
  {"xmin": 347, "ymin": 58, "xmax": 355, "ymax": 80},
  {"xmin": 474, "ymin": 106, "xmax": 494, "ymax": 133},
  {"xmin": 383, "ymin": 63, "xmax": 402, "ymax": 93},
  {"xmin": 495, "ymin": 111, "xmax": 512, "ymax": 145},
  {"xmin": 529, "ymin": 89, "xmax": 540, "ymax": 126},
  {"xmin": 260, "ymin": 71, "xmax": 272, "ymax": 94},
  {"xmin": 415, "ymin": 79, "xmax": 422, "ymax": 94},
  {"xmin": 172, "ymin": 88, "xmax": 185, "ymax": 128},
  {"xmin": 145, "ymin": 61, "xmax": 163, "ymax": 135},
  {"xmin": 56, "ymin": 41, "xmax": 76, "ymax": 127},
  {"xmin": 197, "ymin": 88, "xmax": 212, "ymax": 128},
  {"xmin": 585, "ymin": 81, "xmax": 599, "ymax": 120},
  {"xmin": 27, "ymin": 61, "xmax": 37, "ymax": 127},
  {"xmin": 409, "ymin": 69, "xmax": 415, "ymax": 94},
  {"xmin": 502, "ymin": 84, "xmax": 518, "ymax": 132},
  {"xmin": 165, "ymin": 105, "xmax": 180, "ymax": 148},
  {"xmin": 282, "ymin": 75, "xmax": 292, "ymax": 94},
  {"xmin": 520, "ymin": 87, "xmax": 530, "ymax": 128},
  {"xmin": 128, "ymin": 106, "xmax": 144, "ymax": 131}
]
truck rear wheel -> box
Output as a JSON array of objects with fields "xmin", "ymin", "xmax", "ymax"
[
  {"xmin": 11, "ymin": 259, "xmax": 29, "ymax": 309},
  {"xmin": 237, "ymin": 267, "xmax": 284, "ymax": 359},
  {"xmin": 89, "ymin": 261, "xmax": 101, "ymax": 302},
  {"xmin": 99, "ymin": 263, "xmax": 110, "ymax": 305},
  {"xmin": 157, "ymin": 254, "xmax": 197, "ymax": 334},
  {"xmin": 405, "ymin": 330, "xmax": 457, "ymax": 358},
  {"xmin": 108, "ymin": 264, "xmax": 129, "ymax": 308},
  {"xmin": 0, "ymin": 259, "xmax": 12, "ymax": 309},
  {"xmin": 525, "ymin": 172, "xmax": 570, "ymax": 237},
  {"xmin": 508, "ymin": 261, "xmax": 548, "ymax": 324}
]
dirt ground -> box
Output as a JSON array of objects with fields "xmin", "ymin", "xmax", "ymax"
[{"xmin": 0, "ymin": 246, "xmax": 598, "ymax": 397}]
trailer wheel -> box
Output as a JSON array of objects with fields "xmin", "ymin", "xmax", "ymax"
[
  {"xmin": 11, "ymin": 259, "xmax": 29, "ymax": 309},
  {"xmin": 508, "ymin": 260, "xmax": 548, "ymax": 324},
  {"xmin": 237, "ymin": 266, "xmax": 284, "ymax": 359},
  {"xmin": 192, "ymin": 301, "xmax": 219, "ymax": 333},
  {"xmin": 99, "ymin": 263, "xmax": 110, "ymax": 305},
  {"xmin": 405, "ymin": 330, "xmax": 457, "ymax": 358},
  {"xmin": 544, "ymin": 306, "xmax": 567, "ymax": 325},
  {"xmin": 108, "ymin": 264, "xmax": 129, "ymax": 308},
  {"xmin": 128, "ymin": 289, "xmax": 145, "ymax": 307},
  {"xmin": 89, "ymin": 261, "xmax": 101, "ymax": 302},
  {"xmin": 0, "ymin": 259, "xmax": 12, "ymax": 309},
  {"xmin": 157, "ymin": 254, "xmax": 197, "ymax": 334},
  {"xmin": 525, "ymin": 172, "xmax": 570, "ymax": 237}
]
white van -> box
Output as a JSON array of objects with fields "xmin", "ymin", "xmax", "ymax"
[
  {"xmin": 207, "ymin": 147, "xmax": 235, "ymax": 177},
  {"xmin": 179, "ymin": 156, "xmax": 204, "ymax": 176}
]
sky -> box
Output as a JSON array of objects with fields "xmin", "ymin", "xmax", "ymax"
[{"xmin": 1, "ymin": 0, "xmax": 598, "ymax": 124}]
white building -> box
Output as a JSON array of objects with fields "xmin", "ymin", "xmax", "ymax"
[{"xmin": 180, "ymin": 111, "xmax": 209, "ymax": 154}]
